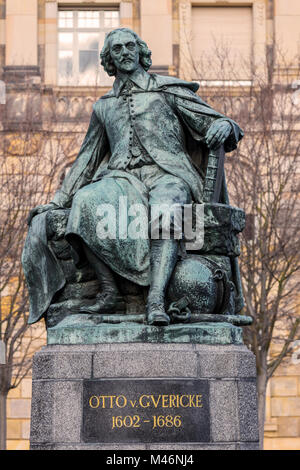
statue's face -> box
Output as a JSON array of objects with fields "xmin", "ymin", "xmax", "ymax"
[{"xmin": 109, "ymin": 31, "xmax": 140, "ymax": 74}]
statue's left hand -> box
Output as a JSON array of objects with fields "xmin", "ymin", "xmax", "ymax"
[
  {"xmin": 205, "ymin": 120, "xmax": 232, "ymax": 150},
  {"xmin": 27, "ymin": 203, "xmax": 57, "ymax": 226}
]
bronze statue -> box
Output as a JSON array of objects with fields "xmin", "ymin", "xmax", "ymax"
[{"xmin": 22, "ymin": 28, "xmax": 245, "ymax": 330}]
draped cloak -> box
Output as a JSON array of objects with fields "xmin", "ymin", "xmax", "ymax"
[{"xmin": 22, "ymin": 72, "xmax": 244, "ymax": 324}]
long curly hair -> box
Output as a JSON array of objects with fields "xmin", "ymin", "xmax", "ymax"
[{"xmin": 100, "ymin": 28, "xmax": 152, "ymax": 76}]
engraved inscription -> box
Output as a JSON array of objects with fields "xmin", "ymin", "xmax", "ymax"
[{"xmin": 82, "ymin": 379, "xmax": 210, "ymax": 443}]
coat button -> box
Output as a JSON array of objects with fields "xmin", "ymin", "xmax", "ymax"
[{"xmin": 131, "ymin": 146, "xmax": 141, "ymax": 157}]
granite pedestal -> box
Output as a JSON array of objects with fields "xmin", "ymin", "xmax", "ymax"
[{"xmin": 30, "ymin": 327, "xmax": 259, "ymax": 450}]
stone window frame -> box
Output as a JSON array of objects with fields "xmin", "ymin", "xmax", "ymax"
[
  {"xmin": 45, "ymin": 1, "xmax": 124, "ymax": 88},
  {"xmin": 178, "ymin": 0, "xmax": 267, "ymax": 83},
  {"xmin": 57, "ymin": 7, "xmax": 119, "ymax": 86}
]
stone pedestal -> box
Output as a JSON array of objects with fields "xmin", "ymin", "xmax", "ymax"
[{"xmin": 30, "ymin": 342, "xmax": 259, "ymax": 450}]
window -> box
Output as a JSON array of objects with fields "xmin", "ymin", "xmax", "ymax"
[
  {"xmin": 58, "ymin": 9, "xmax": 120, "ymax": 86},
  {"xmin": 191, "ymin": 7, "xmax": 253, "ymax": 81}
]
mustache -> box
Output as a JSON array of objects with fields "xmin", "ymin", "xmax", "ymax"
[{"xmin": 121, "ymin": 56, "xmax": 135, "ymax": 63}]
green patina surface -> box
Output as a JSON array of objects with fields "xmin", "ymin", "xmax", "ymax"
[
  {"xmin": 22, "ymin": 28, "xmax": 247, "ymax": 344},
  {"xmin": 47, "ymin": 314, "xmax": 244, "ymax": 346}
]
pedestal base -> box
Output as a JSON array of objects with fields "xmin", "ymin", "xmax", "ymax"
[
  {"xmin": 30, "ymin": 343, "xmax": 259, "ymax": 450},
  {"xmin": 46, "ymin": 314, "xmax": 252, "ymax": 345}
]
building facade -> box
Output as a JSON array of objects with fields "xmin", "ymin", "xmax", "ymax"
[{"xmin": 0, "ymin": 0, "xmax": 300, "ymax": 450}]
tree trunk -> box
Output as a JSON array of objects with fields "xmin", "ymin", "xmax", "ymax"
[
  {"xmin": 256, "ymin": 367, "xmax": 268, "ymax": 450},
  {"xmin": 0, "ymin": 390, "xmax": 7, "ymax": 450}
]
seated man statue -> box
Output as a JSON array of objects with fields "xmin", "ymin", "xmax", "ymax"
[{"xmin": 24, "ymin": 28, "xmax": 243, "ymax": 327}]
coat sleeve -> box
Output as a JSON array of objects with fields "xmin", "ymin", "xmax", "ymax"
[
  {"xmin": 52, "ymin": 106, "xmax": 109, "ymax": 208},
  {"xmin": 165, "ymin": 87, "xmax": 244, "ymax": 153}
]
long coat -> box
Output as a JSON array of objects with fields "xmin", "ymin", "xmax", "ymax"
[
  {"xmin": 22, "ymin": 72, "xmax": 244, "ymax": 324},
  {"xmin": 51, "ymin": 72, "xmax": 243, "ymax": 208}
]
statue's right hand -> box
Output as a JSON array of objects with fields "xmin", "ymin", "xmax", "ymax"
[{"xmin": 27, "ymin": 203, "xmax": 57, "ymax": 226}]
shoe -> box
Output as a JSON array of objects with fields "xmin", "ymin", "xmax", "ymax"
[
  {"xmin": 147, "ymin": 302, "xmax": 170, "ymax": 326},
  {"xmin": 79, "ymin": 291, "xmax": 125, "ymax": 314}
]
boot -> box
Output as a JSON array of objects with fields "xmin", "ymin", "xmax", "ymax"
[
  {"xmin": 79, "ymin": 244, "xmax": 125, "ymax": 314},
  {"xmin": 147, "ymin": 239, "xmax": 178, "ymax": 326}
]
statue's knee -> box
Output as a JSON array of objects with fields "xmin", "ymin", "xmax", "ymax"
[{"xmin": 72, "ymin": 187, "xmax": 90, "ymax": 206}]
